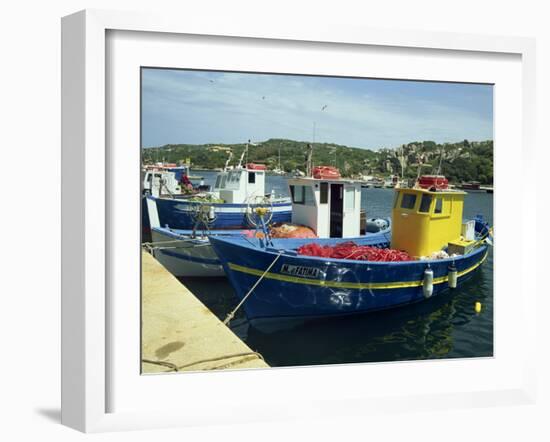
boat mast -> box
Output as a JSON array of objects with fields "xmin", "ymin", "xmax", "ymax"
[
  {"xmin": 237, "ymin": 140, "xmax": 250, "ymax": 169},
  {"xmin": 306, "ymin": 143, "xmax": 313, "ymax": 177},
  {"xmin": 436, "ymin": 145, "xmax": 444, "ymax": 175},
  {"xmin": 400, "ymin": 145, "xmax": 405, "ymax": 181},
  {"xmin": 224, "ymin": 150, "xmax": 233, "ymax": 171}
]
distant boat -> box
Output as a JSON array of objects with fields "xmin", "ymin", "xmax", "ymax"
[
  {"xmin": 362, "ymin": 177, "xmax": 384, "ymax": 188},
  {"xmin": 269, "ymin": 167, "xmax": 286, "ymax": 176},
  {"xmin": 384, "ymin": 175, "xmax": 400, "ymax": 188},
  {"xmin": 268, "ymin": 146, "xmax": 286, "ymax": 175},
  {"xmin": 457, "ymin": 181, "xmax": 485, "ymax": 192}
]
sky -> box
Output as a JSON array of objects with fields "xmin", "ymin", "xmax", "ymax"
[{"xmin": 141, "ymin": 68, "xmax": 493, "ymax": 150}]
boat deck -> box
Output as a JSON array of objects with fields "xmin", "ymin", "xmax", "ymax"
[{"xmin": 141, "ymin": 251, "xmax": 269, "ymax": 373}]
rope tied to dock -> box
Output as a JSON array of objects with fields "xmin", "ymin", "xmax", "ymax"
[
  {"xmin": 142, "ymin": 240, "xmax": 212, "ymax": 254},
  {"xmin": 223, "ymin": 251, "xmax": 284, "ymax": 325},
  {"xmin": 142, "ymin": 351, "xmax": 265, "ymax": 372}
]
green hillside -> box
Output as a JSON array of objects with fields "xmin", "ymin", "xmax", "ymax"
[{"xmin": 142, "ymin": 138, "xmax": 493, "ymax": 184}]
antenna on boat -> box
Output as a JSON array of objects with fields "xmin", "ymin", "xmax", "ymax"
[
  {"xmin": 309, "ymin": 104, "xmax": 327, "ymax": 176},
  {"xmin": 400, "ymin": 145, "xmax": 405, "ymax": 182},
  {"xmin": 224, "ymin": 150, "xmax": 233, "ymax": 171},
  {"xmin": 411, "ymin": 158, "xmax": 431, "ymax": 185},
  {"xmin": 237, "ymin": 140, "xmax": 250, "ymax": 169},
  {"xmin": 306, "ymin": 143, "xmax": 313, "ymax": 177},
  {"xmin": 436, "ymin": 146, "xmax": 444, "ymax": 175}
]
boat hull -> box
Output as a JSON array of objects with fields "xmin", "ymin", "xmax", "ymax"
[
  {"xmin": 152, "ymin": 196, "xmax": 292, "ymax": 230},
  {"xmin": 210, "ymin": 236, "xmax": 488, "ymax": 320},
  {"xmin": 149, "ymin": 223, "xmax": 392, "ymax": 278},
  {"xmin": 149, "ymin": 228, "xmax": 242, "ymax": 277}
]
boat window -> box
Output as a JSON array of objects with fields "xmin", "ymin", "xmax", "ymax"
[
  {"xmin": 320, "ymin": 182, "xmax": 328, "ymax": 204},
  {"xmin": 146, "ymin": 174, "xmax": 152, "ymax": 182},
  {"xmin": 215, "ymin": 175, "xmax": 221, "ymax": 189},
  {"xmin": 304, "ymin": 186, "xmax": 316, "ymax": 206},
  {"xmin": 345, "ymin": 187, "xmax": 355, "ymax": 211},
  {"xmin": 221, "ymin": 175, "xmax": 227, "ymax": 189},
  {"xmin": 248, "ymin": 172, "xmax": 256, "ymax": 184},
  {"xmin": 292, "ymin": 185, "xmax": 305, "ymax": 204},
  {"xmin": 434, "ymin": 197, "xmax": 443, "ymax": 214},
  {"xmin": 419, "ymin": 194, "xmax": 432, "ymax": 213},
  {"xmin": 401, "ymin": 193, "xmax": 417, "ymax": 209}
]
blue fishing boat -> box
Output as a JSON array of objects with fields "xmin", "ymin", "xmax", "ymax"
[
  {"xmin": 145, "ymin": 173, "xmax": 391, "ymax": 277},
  {"xmin": 210, "ymin": 183, "xmax": 492, "ymax": 321},
  {"xmin": 146, "ymin": 142, "xmax": 292, "ymax": 231},
  {"xmin": 150, "ymin": 193, "xmax": 292, "ymax": 230}
]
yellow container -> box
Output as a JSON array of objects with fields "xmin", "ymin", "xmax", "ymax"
[{"xmin": 391, "ymin": 188, "xmax": 466, "ymax": 257}]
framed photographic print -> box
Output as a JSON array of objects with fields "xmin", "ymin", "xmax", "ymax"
[{"xmin": 61, "ymin": 9, "xmax": 537, "ymax": 432}]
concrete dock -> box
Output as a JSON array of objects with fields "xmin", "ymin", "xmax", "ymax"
[{"xmin": 141, "ymin": 251, "xmax": 269, "ymax": 373}]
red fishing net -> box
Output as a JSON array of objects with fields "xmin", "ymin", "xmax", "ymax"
[{"xmin": 297, "ymin": 241, "xmax": 413, "ymax": 262}]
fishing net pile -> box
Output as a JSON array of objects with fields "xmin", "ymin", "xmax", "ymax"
[
  {"xmin": 185, "ymin": 194, "xmax": 224, "ymax": 203},
  {"xmin": 270, "ymin": 223, "xmax": 317, "ymax": 239},
  {"xmin": 297, "ymin": 241, "xmax": 413, "ymax": 262}
]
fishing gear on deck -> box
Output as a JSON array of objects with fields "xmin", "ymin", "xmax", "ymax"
[{"xmin": 297, "ymin": 241, "xmax": 413, "ymax": 262}]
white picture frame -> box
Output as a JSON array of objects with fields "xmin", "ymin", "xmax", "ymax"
[{"xmin": 61, "ymin": 9, "xmax": 537, "ymax": 433}]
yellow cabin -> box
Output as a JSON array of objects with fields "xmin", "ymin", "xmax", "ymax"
[{"xmin": 390, "ymin": 188, "xmax": 467, "ymax": 257}]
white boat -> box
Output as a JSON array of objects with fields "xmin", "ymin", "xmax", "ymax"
[{"xmin": 141, "ymin": 168, "xmax": 181, "ymax": 197}]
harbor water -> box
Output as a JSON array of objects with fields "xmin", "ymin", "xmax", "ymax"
[{"xmin": 182, "ymin": 171, "xmax": 493, "ymax": 367}]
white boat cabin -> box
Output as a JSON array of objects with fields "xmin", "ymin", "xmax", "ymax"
[
  {"xmin": 142, "ymin": 170, "xmax": 181, "ymax": 197},
  {"xmin": 288, "ymin": 177, "xmax": 362, "ymax": 238},
  {"xmin": 213, "ymin": 165, "xmax": 266, "ymax": 204}
]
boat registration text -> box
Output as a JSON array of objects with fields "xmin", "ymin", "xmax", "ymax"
[{"xmin": 280, "ymin": 264, "xmax": 321, "ymax": 278}]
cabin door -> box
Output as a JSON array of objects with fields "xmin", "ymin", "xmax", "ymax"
[{"xmin": 330, "ymin": 183, "xmax": 344, "ymax": 238}]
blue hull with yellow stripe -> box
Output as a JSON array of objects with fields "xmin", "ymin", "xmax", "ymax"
[{"xmin": 209, "ymin": 229, "xmax": 489, "ymax": 320}]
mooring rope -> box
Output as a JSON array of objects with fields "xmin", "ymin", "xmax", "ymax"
[
  {"xmin": 142, "ymin": 351, "xmax": 265, "ymax": 372},
  {"xmin": 142, "ymin": 240, "xmax": 212, "ymax": 254},
  {"xmin": 141, "ymin": 359, "xmax": 179, "ymax": 372},
  {"xmin": 223, "ymin": 251, "xmax": 283, "ymax": 325}
]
